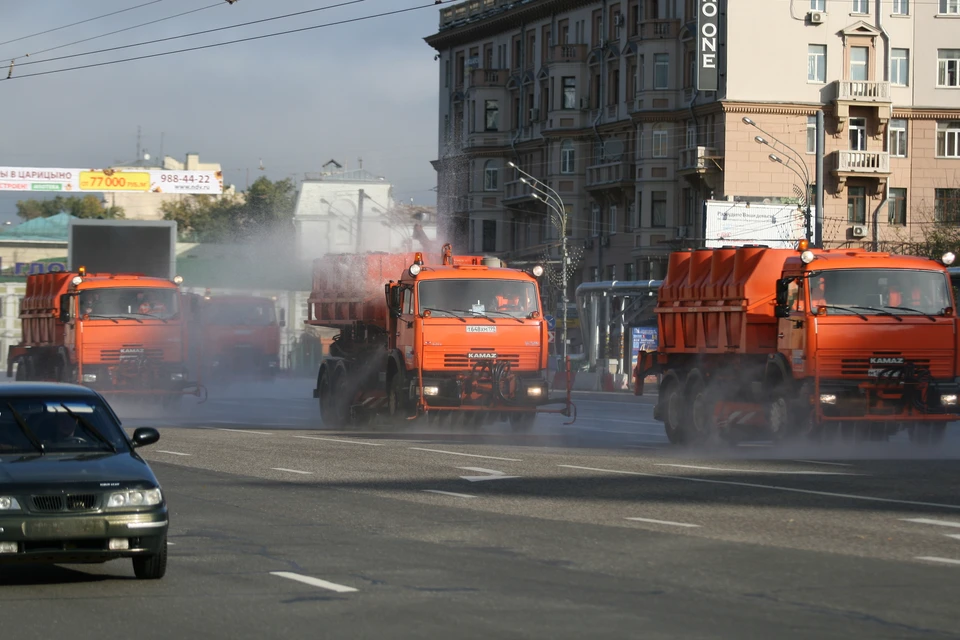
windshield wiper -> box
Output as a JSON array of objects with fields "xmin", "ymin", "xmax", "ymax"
[
  {"xmin": 851, "ymin": 305, "xmax": 903, "ymax": 322},
  {"xmin": 884, "ymin": 306, "xmax": 938, "ymax": 322},
  {"xmin": 84, "ymin": 314, "xmax": 119, "ymax": 324},
  {"xmin": 478, "ymin": 309, "xmax": 525, "ymax": 324},
  {"xmin": 125, "ymin": 312, "xmax": 166, "ymax": 324},
  {"xmin": 817, "ymin": 304, "xmax": 868, "ymax": 321},
  {"xmin": 5, "ymin": 402, "xmax": 44, "ymax": 455},
  {"xmin": 59, "ymin": 404, "xmax": 117, "ymax": 453},
  {"xmin": 421, "ymin": 308, "xmax": 467, "ymax": 323},
  {"xmin": 453, "ymin": 309, "xmax": 495, "ymax": 324}
]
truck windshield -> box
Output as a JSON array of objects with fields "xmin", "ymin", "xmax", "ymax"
[
  {"xmin": 808, "ymin": 269, "xmax": 951, "ymax": 316},
  {"xmin": 79, "ymin": 288, "xmax": 180, "ymax": 320},
  {"xmin": 418, "ymin": 279, "xmax": 540, "ymax": 318},
  {"xmin": 204, "ymin": 300, "xmax": 276, "ymax": 326}
]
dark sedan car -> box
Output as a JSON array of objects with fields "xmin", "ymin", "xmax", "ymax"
[{"xmin": 0, "ymin": 382, "xmax": 167, "ymax": 579}]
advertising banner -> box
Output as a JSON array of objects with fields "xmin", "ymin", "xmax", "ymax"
[
  {"xmin": 630, "ymin": 326, "xmax": 658, "ymax": 371},
  {"xmin": 697, "ymin": 0, "xmax": 720, "ymax": 91},
  {"xmin": 0, "ymin": 166, "xmax": 223, "ymax": 194},
  {"xmin": 703, "ymin": 200, "xmax": 814, "ymax": 249}
]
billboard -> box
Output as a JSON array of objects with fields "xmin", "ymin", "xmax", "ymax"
[
  {"xmin": 696, "ymin": 0, "xmax": 720, "ymax": 91},
  {"xmin": 0, "ymin": 166, "xmax": 222, "ymax": 194},
  {"xmin": 630, "ymin": 326, "xmax": 658, "ymax": 372},
  {"xmin": 703, "ymin": 200, "xmax": 814, "ymax": 249}
]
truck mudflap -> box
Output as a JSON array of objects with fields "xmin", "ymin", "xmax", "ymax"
[{"xmin": 414, "ymin": 358, "xmax": 577, "ymax": 425}]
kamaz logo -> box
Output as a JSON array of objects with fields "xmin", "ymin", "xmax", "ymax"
[
  {"xmin": 469, "ymin": 353, "xmax": 497, "ymax": 359},
  {"xmin": 870, "ymin": 357, "xmax": 904, "ymax": 365},
  {"xmin": 120, "ymin": 348, "xmax": 144, "ymax": 354}
]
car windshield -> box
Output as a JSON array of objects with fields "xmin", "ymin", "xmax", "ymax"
[
  {"xmin": 418, "ymin": 279, "xmax": 540, "ymax": 317},
  {"xmin": 80, "ymin": 287, "xmax": 179, "ymax": 320},
  {"xmin": 204, "ymin": 300, "xmax": 276, "ymax": 326},
  {"xmin": 0, "ymin": 397, "xmax": 128, "ymax": 454},
  {"xmin": 808, "ymin": 269, "xmax": 951, "ymax": 315}
]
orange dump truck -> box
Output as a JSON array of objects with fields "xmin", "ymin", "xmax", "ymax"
[
  {"xmin": 635, "ymin": 244, "xmax": 960, "ymax": 445},
  {"xmin": 306, "ymin": 245, "xmax": 574, "ymax": 428},
  {"xmin": 8, "ymin": 269, "xmax": 203, "ymax": 406},
  {"xmin": 199, "ymin": 294, "xmax": 284, "ymax": 381}
]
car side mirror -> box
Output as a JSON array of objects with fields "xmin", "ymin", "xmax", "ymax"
[
  {"xmin": 279, "ymin": 308, "xmax": 286, "ymax": 327},
  {"xmin": 131, "ymin": 427, "xmax": 160, "ymax": 448}
]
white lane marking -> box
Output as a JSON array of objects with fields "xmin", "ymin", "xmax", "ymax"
[
  {"xmin": 422, "ymin": 490, "xmax": 477, "ymax": 499},
  {"xmin": 270, "ymin": 571, "xmax": 358, "ymax": 593},
  {"xmin": 457, "ymin": 466, "xmax": 521, "ymax": 482},
  {"xmin": 626, "ymin": 517, "xmax": 700, "ymax": 528},
  {"xmin": 294, "ymin": 435, "xmax": 384, "ymax": 447},
  {"xmin": 915, "ymin": 557, "xmax": 960, "ymax": 566},
  {"xmin": 155, "ymin": 450, "xmax": 192, "ymax": 456},
  {"xmin": 791, "ymin": 459, "xmax": 854, "ymax": 467},
  {"xmin": 270, "ymin": 468, "xmax": 313, "ymax": 475},
  {"xmin": 558, "ymin": 465, "xmax": 960, "ymax": 511},
  {"xmin": 653, "ymin": 463, "xmax": 858, "ymax": 476},
  {"xmin": 214, "ymin": 428, "xmax": 271, "ymax": 435},
  {"xmin": 946, "ymin": 534, "xmax": 960, "ymax": 541},
  {"xmin": 409, "ymin": 447, "xmax": 521, "ymax": 462},
  {"xmin": 902, "ymin": 518, "xmax": 960, "ymax": 529}
]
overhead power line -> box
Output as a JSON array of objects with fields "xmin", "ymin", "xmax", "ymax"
[
  {"xmin": 14, "ymin": 0, "xmax": 371, "ymax": 70},
  {"xmin": 0, "ymin": 0, "xmax": 166, "ymax": 49},
  {"xmin": 3, "ymin": 2, "xmax": 445, "ymax": 82}
]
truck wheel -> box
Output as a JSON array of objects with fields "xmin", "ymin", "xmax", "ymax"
[
  {"xmin": 330, "ymin": 364, "xmax": 352, "ymax": 427},
  {"xmin": 659, "ymin": 377, "xmax": 686, "ymax": 445},
  {"xmin": 684, "ymin": 375, "xmax": 717, "ymax": 446},
  {"xmin": 909, "ymin": 423, "xmax": 946, "ymax": 446},
  {"xmin": 387, "ymin": 373, "xmax": 409, "ymax": 422},
  {"xmin": 317, "ymin": 368, "xmax": 338, "ymax": 427}
]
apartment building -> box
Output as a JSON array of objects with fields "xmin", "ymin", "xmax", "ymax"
[{"xmin": 426, "ymin": 0, "xmax": 960, "ymax": 289}]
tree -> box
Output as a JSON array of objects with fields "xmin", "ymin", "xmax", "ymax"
[
  {"xmin": 160, "ymin": 194, "xmax": 244, "ymax": 243},
  {"xmin": 242, "ymin": 176, "xmax": 297, "ymax": 237},
  {"xmin": 16, "ymin": 195, "xmax": 124, "ymax": 220}
]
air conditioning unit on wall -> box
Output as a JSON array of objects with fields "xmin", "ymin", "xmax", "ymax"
[
  {"xmin": 809, "ymin": 11, "xmax": 825, "ymax": 24},
  {"xmin": 851, "ymin": 225, "xmax": 867, "ymax": 238}
]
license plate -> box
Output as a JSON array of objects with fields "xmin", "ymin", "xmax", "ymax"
[{"xmin": 25, "ymin": 519, "xmax": 107, "ymax": 538}]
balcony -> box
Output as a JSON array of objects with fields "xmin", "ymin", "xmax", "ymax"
[
  {"xmin": 548, "ymin": 44, "xmax": 588, "ymax": 64},
  {"xmin": 503, "ymin": 179, "xmax": 538, "ymax": 204},
  {"xmin": 586, "ymin": 159, "xmax": 635, "ymax": 192},
  {"xmin": 635, "ymin": 19, "xmax": 681, "ymax": 39},
  {"xmin": 679, "ymin": 146, "xmax": 720, "ymax": 174},
  {"xmin": 462, "ymin": 132, "xmax": 511, "ymax": 149},
  {"xmin": 467, "ymin": 68, "xmax": 509, "ymax": 88},
  {"xmin": 832, "ymin": 150, "xmax": 891, "ymax": 192},
  {"xmin": 831, "ymin": 80, "xmax": 893, "ymax": 134}
]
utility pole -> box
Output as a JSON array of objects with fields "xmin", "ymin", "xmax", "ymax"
[
  {"xmin": 815, "ymin": 110, "xmax": 825, "ymax": 248},
  {"xmin": 356, "ymin": 188, "xmax": 365, "ymax": 253}
]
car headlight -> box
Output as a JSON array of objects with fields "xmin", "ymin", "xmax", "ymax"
[
  {"xmin": 82, "ymin": 373, "xmax": 97, "ymax": 382},
  {"xmin": 106, "ymin": 488, "xmax": 162, "ymax": 508},
  {"xmin": 941, "ymin": 394, "xmax": 958, "ymax": 406},
  {"xmin": 819, "ymin": 394, "xmax": 837, "ymax": 405},
  {"xmin": 0, "ymin": 497, "xmax": 21, "ymax": 511},
  {"xmin": 170, "ymin": 372, "xmax": 184, "ymax": 381}
]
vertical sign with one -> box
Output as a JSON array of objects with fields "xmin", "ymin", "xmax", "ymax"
[{"xmin": 697, "ymin": 0, "xmax": 720, "ymax": 92}]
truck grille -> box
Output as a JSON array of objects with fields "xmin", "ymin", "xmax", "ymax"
[
  {"xmin": 31, "ymin": 494, "xmax": 98, "ymax": 512},
  {"xmin": 100, "ymin": 346, "xmax": 164, "ymax": 362},
  {"xmin": 819, "ymin": 351, "xmax": 954, "ymax": 379},
  {"xmin": 420, "ymin": 346, "xmax": 540, "ymax": 371},
  {"xmin": 443, "ymin": 353, "xmax": 521, "ymax": 368}
]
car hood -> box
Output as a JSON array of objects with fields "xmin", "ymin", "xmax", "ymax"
[{"xmin": 0, "ymin": 451, "xmax": 158, "ymax": 492}]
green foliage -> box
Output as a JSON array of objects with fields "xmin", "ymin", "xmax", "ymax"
[
  {"xmin": 16, "ymin": 195, "xmax": 125, "ymax": 220},
  {"xmin": 161, "ymin": 177, "xmax": 297, "ymax": 243},
  {"xmin": 912, "ymin": 224, "xmax": 960, "ymax": 261}
]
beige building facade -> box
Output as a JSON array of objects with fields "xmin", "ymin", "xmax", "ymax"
[{"xmin": 426, "ymin": 0, "xmax": 960, "ymax": 289}]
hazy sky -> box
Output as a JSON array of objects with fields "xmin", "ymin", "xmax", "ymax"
[{"xmin": 0, "ymin": 0, "xmax": 442, "ymax": 223}]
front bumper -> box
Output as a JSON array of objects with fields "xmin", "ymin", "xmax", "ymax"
[
  {"xmin": 79, "ymin": 363, "xmax": 193, "ymax": 394},
  {"xmin": 0, "ymin": 507, "xmax": 168, "ymax": 564},
  {"xmin": 415, "ymin": 374, "xmax": 551, "ymax": 409},
  {"xmin": 815, "ymin": 377, "xmax": 960, "ymax": 422}
]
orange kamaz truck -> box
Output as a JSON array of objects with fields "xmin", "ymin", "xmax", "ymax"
[
  {"xmin": 635, "ymin": 243, "xmax": 959, "ymax": 446},
  {"xmin": 306, "ymin": 245, "xmax": 574, "ymax": 429},
  {"xmin": 199, "ymin": 294, "xmax": 283, "ymax": 381}
]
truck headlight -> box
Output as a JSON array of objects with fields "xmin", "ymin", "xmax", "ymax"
[
  {"xmin": 526, "ymin": 386, "xmax": 544, "ymax": 397},
  {"xmin": 170, "ymin": 372, "xmax": 184, "ymax": 381},
  {"xmin": 423, "ymin": 386, "xmax": 440, "ymax": 396},
  {"xmin": 82, "ymin": 373, "xmax": 97, "ymax": 383},
  {"xmin": 819, "ymin": 394, "xmax": 837, "ymax": 405},
  {"xmin": 0, "ymin": 497, "xmax": 21, "ymax": 511},
  {"xmin": 941, "ymin": 394, "xmax": 958, "ymax": 406},
  {"xmin": 106, "ymin": 488, "xmax": 162, "ymax": 508}
]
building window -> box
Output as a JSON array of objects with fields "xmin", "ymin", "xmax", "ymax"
[
  {"xmin": 808, "ymin": 45, "xmax": 827, "ymax": 83},
  {"xmin": 561, "ymin": 140, "xmax": 576, "ymax": 174},
  {"xmin": 811, "ymin": 0, "xmax": 825, "ymax": 9},
  {"xmin": 940, "ymin": 0, "xmax": 959, "ymax": 15},
  {"xmin": 652, "ymin": 129, "xmax": 668, "ymax": 158},
  {"xmin": 893, "ymin": 0, "xmax": 909, "ymax": 15},
  {"xmin": 891, "ymin": 49, "xmax": 909, "ymax": 86},
  {"xmin": 849, "ymin": 117, "xmax": 867, "ymax": 151},
  {"xmin": 591, "ymin": 204, "xmax": 601, "ymax": 236},
  {"xmin": 590, "ymin": 267, "xmax": 599, "ymax": 282},
  {"xmin": 624, "ymin": 262, "xmax": 636, "ymax": 281},
  {"xmin": 889, "ymin": 119, "xmax": 908, "ymax": 157},
  {"xmin": 936, "ymin": 189, "xmax": 960, "ymax": 224},
  {"xmin": 605, "ymin": 265, "xmax": 616, "ymax": 281},
  {"xmin": 562, "ymin": 77, "xmax": 577, "ymax": 109},
  {"xmin": 635, "ymin": 191, "xmax": 643, "ymax": 228},
  {"xmin": 853, "ymin": 0, "xmax": 869, "ymax": 13},
  {"xmin": 609, "ymin": 205, "xmax": 618, "ymax": 234},
  {"xmin": 848, "ymin": 186, "xmax": 867, "ymax": 224},
  {"xmin": 938, "ymin": 50, "xmax": 960, "ymax": 88},
  {"xmin": 888, "ymin": 188, "xmax": 907, "ymax": 225},
  {"xmin": 653, "ymin": 53, "xmax": 669, "ymax": 90},
  {"xmin": 481, "ymin": 219, "xmax": 497, "ymax": 252},
  {"xmin": 937, "ymin": 121, "xmax": 960, "ymax": 157},
  {"xmin": 850, "ymin": 46, "xmax": 869, "ymax": 82},
  {"xmin": 484, "ymin": 100, "xmax": 500, "ymax": 131},
  {"xmin": 652, "ymin": 191, "xmax": 667, "ymax": 227},
  {"xmin": 483, "ymin": 160, "xmax": 498, "ymax": 191},
  {"xmin": 806, "ymin": 116, "xmax": 817, "ymax": 153}
]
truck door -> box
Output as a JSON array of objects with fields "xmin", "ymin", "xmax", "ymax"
[
  {"xmin": 397, "ymin": 285, "xmax": 416, "ymax": 371},
  {"xmin": 777, "ymin": 278, "xmax": 806, "ymax": 375}
]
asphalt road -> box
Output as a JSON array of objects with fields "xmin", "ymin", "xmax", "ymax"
[{"xmin": 3, "ymin": 377, "xmax": 960, "ymax": 638}]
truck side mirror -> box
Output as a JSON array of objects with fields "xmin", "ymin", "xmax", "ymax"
[
  {"xmin": 774, "ymin": 279, "xmax": 791, "ymax": 318},
  {"xmin": 279, "ymin": 308, "xmax": 286, "ymax": 327},
  {"xmin": 386, "ymin": 284, "xmax": 401, "ymax": 318},
  {"xmin": 59, "ymin": 294, "xmax": 72, "ymax": 323}
]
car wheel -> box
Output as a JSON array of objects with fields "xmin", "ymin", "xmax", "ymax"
[{"xmin": 132, "ymin": 536, "xmax": 168, "ymax": 580}]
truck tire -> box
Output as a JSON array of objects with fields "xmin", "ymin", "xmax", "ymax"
[
  {"xmin": 317, "ymin": 367, "xmax": 344, "ymax": 428},
  {"xmin": 387, "ymin": 372, "xmax": 410, "ymax": 422},
  {"xmin": 659, "ymin": 374, "xmax": 686, "ymax": 445},
  {"xmin": 329, "ymin": 363, "xmax": 353, "ymax": 427},
  {"xmin": 684, "ymin": 373, "xmax": 717, "ymax": 446}
]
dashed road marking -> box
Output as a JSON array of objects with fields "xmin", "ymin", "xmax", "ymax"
[
  {"xmin": 294, "ymin": 435, "xmax": 384, "ymax": 446},
  {"xmin": 458, "ymin": 467, "xmax": 521, "ymax": 482},
  {"xmin": 902, "ymin": 518, "xmax": 960, "ymax": 529},
  {"xmin": 270, "ymin": 571, "xmax": 358, "ymax": 593},
  {"xmin": 410, "ymin": 447, "xmax": 521, "ymax": 462},
  {"xmin": 626, "ymin": 517, "xmax": 701, "ymax": 528},
  {"xmin": 791, "ymin": 459, "xmax": 854, "ymax": 467},
  {"xmin": 946, "ymin": 534, "xmax": 960, "ymax": 541},
  {"xmin": 915, "ymin": 557, "xmax": 960, "ymax": 566},
  {"xmin": 213, "ymin": 428, "xmax": 271, "ymax": 435},
  {"xmin": 155, "ymin": 450, "xmax": 191, "ymax": 456},
  {"xmin": 653, "ymin": 463, "xmax": 859, "ymax": 476},
  {"xmin": 270, "ymin": 468, "xmax": 313, "ymax": 475},
  {"xmin": 558, "ymin": 465, "xmax": 960, "ymax": 511},
  {"xmin": 422, "ymin": 490, "xmax": 477, "ymax": 498}
]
